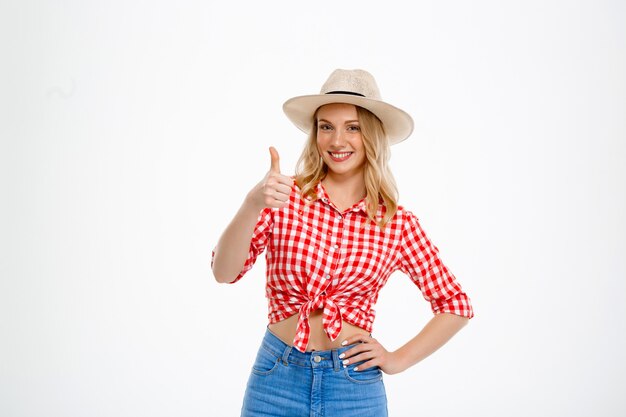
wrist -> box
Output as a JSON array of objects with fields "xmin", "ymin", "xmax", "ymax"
[
  {"xmin": 243, "ymin": 188, "xmax": 265, "ymax": 214},
  {"xmin": 386, "ymin": 350, "xmax": 410, "ymax": 375}
]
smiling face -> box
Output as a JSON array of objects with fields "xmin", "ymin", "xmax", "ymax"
[{"xmin": 316, "ymin": 103, "xmax": 366, "ymax": 179}]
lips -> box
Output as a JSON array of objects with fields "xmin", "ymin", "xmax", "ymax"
[{"xmin": 328, "ymin": 151, "xmax": 353, "ymax": 162}]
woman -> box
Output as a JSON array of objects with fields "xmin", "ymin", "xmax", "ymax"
[{"xmin": 212, "ymin": 69, "xmax": 474, "ymax": 417}]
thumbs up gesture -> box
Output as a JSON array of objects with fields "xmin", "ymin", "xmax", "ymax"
[{"xmin": 246, "ymin": 147, "xmax": 294, "ymax": 211}]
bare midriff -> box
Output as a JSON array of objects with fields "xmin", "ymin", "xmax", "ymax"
[{"xmin": 268, "ymin": 309, "xmax": 371, "ymax": 351}]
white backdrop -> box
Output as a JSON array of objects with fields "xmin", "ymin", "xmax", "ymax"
[{"xmin": 1, "ymin": 1, "xmax": 625, "ymax": 416}]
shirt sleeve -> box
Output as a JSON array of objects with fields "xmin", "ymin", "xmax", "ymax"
[
  {"xmin": 211, "ymin": 207, "xmax": 274, "ymax": 284},
  {"xmin": 398, "ymin": 210, "xmax": 474, "ymax": 318}
]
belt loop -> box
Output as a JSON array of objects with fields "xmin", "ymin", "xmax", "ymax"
[
  {"xmin": 281, "ymin": 345, "xmax": 292, "ymax": 366},
  {"xmin": 332, "ymin": 349, "xmax": 340, "ymax": 371}
]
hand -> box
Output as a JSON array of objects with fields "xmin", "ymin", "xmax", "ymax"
[
  {"xmin": 246, "ymin": 147, "xmax": 293, "ymax": 211},
  {"xmin": 339, "ymin": 334, "xmax": 405, "ymax": 375}
]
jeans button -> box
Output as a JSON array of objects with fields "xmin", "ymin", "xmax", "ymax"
[{"xmin": 313, "ymin": 355, "xmax": 322, "ymax": 363}]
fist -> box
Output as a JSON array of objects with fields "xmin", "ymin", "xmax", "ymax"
[{"xmin": 247, "ymin": 147, "xmax": 293, "ymax": 210}]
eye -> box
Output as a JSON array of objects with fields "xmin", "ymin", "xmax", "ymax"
[
  {"xmin": 319, "ymin": 123, "xmax": 333, "ymax": 131},
  {"xmin": 347, "ymin": 125, "xmax": 361, "ymax": 132}
]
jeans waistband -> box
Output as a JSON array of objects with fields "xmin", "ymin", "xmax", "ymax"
[{"xmin": 261, "ymin": 328, "xmax": 358, "ymax": 371}]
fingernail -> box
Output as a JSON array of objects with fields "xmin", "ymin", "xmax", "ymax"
[
  {"xmin": 354, "ymin": 367, "xmax": 359, "ymax": 371},
  {"xmin": 339, "ymin": 353, "xmax": 345, "ymax": 359},
  {"xmin": 341, "ymin": 340, "xmax": 347, "ymax": 346},
  {"xmin": 343, "ymin": 359, "xmax": 349, "ymax": 365}
]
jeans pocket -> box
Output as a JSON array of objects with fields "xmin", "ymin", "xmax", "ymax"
[
  {"xmin": 343, "ymin": 363, "xmax": 383, "ymax": 384},
  {"xmin": 251, "ymin": 346, "xmax": 281, "ymax": 376}
]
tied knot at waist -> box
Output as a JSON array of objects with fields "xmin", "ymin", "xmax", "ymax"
[{"xmin": 293, "ymin": 294, "xmax": 343, "ymax": 352}]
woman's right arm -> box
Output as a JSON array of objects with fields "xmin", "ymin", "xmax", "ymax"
[{"xmin": 211, "ymin": 147, "xmax": 292, "ymax": 283}]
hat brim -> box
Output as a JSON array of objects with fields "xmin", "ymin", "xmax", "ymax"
[{"xmin": 283, "ymin": 94, "xmax": 414, "ymax": 145}]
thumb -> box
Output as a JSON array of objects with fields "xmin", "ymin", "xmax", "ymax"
[{"xmin": 269, "ymin": 146, "xmax": 281, "ymax": 173}]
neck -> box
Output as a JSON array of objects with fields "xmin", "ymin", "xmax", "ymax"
[{"xmin": 321, "ymin": 172, "xmax": 366, "ymax": 211}]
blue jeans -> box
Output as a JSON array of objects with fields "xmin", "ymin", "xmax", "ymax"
[{"xmin": 241, "ymin": 328, "xmax": 388, "ymax": 417}]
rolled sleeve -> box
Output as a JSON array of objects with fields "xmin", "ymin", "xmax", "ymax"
[
  {"xmin": 211, "ymin": 207, "xmax": 274, "ymax": 284},
  {"xmin": 398, "ymin": 211, "xmax": 474, "ymax": 319}
]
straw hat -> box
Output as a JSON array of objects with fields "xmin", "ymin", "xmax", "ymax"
[{"xmin": 283, "ymin": 69, "xmax": 414, "ymax": 145}]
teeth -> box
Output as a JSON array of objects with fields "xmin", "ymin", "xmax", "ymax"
[{"xmin": 330, "ymin": 152, "xmax": 352, "ymax": 158}]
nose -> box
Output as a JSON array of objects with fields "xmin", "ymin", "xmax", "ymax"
[{"xmin": 331, "ymin": 130, "xmax": 345, "ymax": 146}]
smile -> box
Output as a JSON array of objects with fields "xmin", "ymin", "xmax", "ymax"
[{"xmin": 328, "ymin": 151, "xmax": 353, "ymax": 162}]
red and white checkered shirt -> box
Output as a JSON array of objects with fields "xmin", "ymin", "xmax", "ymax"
[{"xmin": 217, "ymin": 182, "xmax": 473, "ymax": 352}]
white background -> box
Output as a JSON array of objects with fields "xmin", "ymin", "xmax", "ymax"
[{"xmin": 1, "ymin": 1, "xmax": 625, "ymax": 416}]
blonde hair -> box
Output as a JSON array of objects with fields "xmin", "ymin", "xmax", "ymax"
[{"xmin": 294, "ymin": 106, "xmax": 399, "ymax": 227}]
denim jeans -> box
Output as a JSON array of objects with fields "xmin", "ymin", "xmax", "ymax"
[{"xmin": 240, "ymin": 328, "xmax": 388, "ymax": 417}]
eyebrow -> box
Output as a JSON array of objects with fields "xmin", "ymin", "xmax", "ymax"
[{"xmin": 317, "ymin": 118, "xmax": 360, "ymax": 124}]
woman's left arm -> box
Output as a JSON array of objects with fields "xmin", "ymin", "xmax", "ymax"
[{"xmin": 340, "ymin": 312, "xmax": 469, "ymax": 375}]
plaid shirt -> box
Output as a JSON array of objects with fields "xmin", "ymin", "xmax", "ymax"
[{"xmin": 217, "ymin": 182, "xmax": 473, "ymax": 352}]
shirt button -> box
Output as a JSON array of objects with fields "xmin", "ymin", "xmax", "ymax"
[
  {"xmin": 333, "ymin": 244, "xmax": 339, "ymax": 249},
  {"xmin": 324, "ymin": 274, "xmax": 331, "ymax": 280},
  {"xmin": 313, "ymin": 355, "xmax": 322, "ymax": 363}
]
